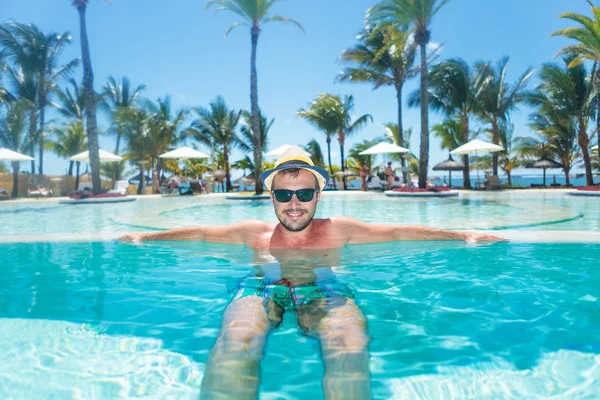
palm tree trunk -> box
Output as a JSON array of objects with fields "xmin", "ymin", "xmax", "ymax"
[
  {"xmin": 564, "ymin": 168, "xmax": 570, "ymax": 186},
  {"xmin": 29, "ymin": 110, "xmax": 36, "ymax": 173},
  {"xmin": 250, "ymin": 26, "xmax": 263, "ymax": 195},
  {"xmin": 68, "ymin": 160, "xmax": 74, "ymax": 176},
  {"xmin": 578, "ymin": 118, "xmax": 594, "ymax": 186},
  {"xmin": 224, "ymin": 143, "xmax": 232, "ymax": 192},
  {"xmin": 596, "ymin": 61, "xmax": 600, "ymax": 184},
  {"xmin": 326, "ymin": 135, "xmax": 336, "ymax": 190},
  {"xmin": 461, "ymin": 114, "xmax": 471, "ymax": 189},
  {"xmin": 396, "ymin": 86, "xmax": 408, "ymax": 183},
  {"xmin": 77, "ymin": 3, "xmax": 101, "ymax": 195},
  {"xmin": 507, "ymin": 171, "xmax": 512, "ymax": 187},
  {"xmin": 491, "ymin": 118, "xmax": 499, "ymax": 176},
  {"xmin": 75, "ymin": 161, "xmax": 81, "ymax": 192},
  {"xmin": 137, "ymin": 165, "xmax": 144, "ymax": 194},
  {"xmin": 339, "ymin": 132, "xmax": 346, "ymax": 190},
  {"xmin": 418, "ymin": 43, "xmax": 430, "ymax": 189},
  {"xmin": 37, "ymin": 86, "xmax": 46, "ymax": 175},
  {"xmin": 11, "ymin": 161, "xmax": 19, "ymax": 198},
  {"xmin": 115, "ymin": 133, "xmax": 122, "ymax": 181}
]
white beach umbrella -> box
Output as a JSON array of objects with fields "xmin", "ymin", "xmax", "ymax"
[
  {"xmin": 451, "ymin": 139, "xmax": 504, "ymax": 187},
  {"xmin": 358, "ymin": 142, "xmax": 410, "ymax": 155},
  {"xmin": 159, "ymin": 146, "xmax": 210, "ymax": 159},
  {"xmin": 592, "ymin": 144, "xmax": 598, "ymax": 152},
  {"xmin": 265, "ymin": 144, "xmax": 310, "ymax": 157},
  {"xmin": 70, "ymin": 149, "xmax": 123, "ymax": 163},
  {"xmin": 450, "ymin": 139, "xmax": 504, "ymax": 155},
  {"xmin": 0, "ymin": 148, "xmax": 35, "ymax": 161}
]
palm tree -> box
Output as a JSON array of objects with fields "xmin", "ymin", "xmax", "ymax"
[
  {"xmin": 348, "ymin": 139, "xmax": 378, "ymax": 173},
  {"xmin": 483, "ymin": 120, "xmax": 522, "ymax": 187},
  {"xmin": 526, "ymin": 56, "xmax": 595, "ymax": 186},
  {"xmin": 477, "ymin": 56, "xmax": 534, "ymax": 176},
  {"xmin": 303, "ymin": 138, "xmax": 325, "ymax": 167},
  {"xmin": 237, "ymin": 109, "xmax": 273, "ymax": 157},
  {"xmin": 3, "ymin": 66, "xmax": 38, "ymax": 172},
  {"xmin": 551, "ymin": 0, "xmax": 600, "ymax": 182},
  {"xmin": 0, "ymin": 100, "xmax": 30, "ymax": 197},
  {"xmin": 119, "ymin": 106, "xmax": 152, "ymax": 194},
  {"xmin": 519, "ymin": 111, "xmax": 580, "ymax": 186},
  {"xmin": 52, "ymin": 77, "xmax": 86, "ymax": 124},
  {"xmin": 384, "ymin": 123, "xmax": 418, "ymax": 174},
  {"xmin": 0, "ymin": 21, "xmax": 78, "ymax": 174},
  {"xmin": 72, "ymin": 0, "xmax": 102, "ymax": 195},
  {"xmin": 186, "ymin": 96, "xmax": 241, "ymax": 192},
  {"xmin": 232, "ymin": 155, "xmax": 254, "ymax": 176},
  {"xmin": 145, "ymin": 96, "xmax": 186, "ymax": 191},
  {"xmin": 298, "ymin": 93, "xmax": 372, "ymax": 187},
  {"xmin": 431, "ymin": 116, "xmax": 477, "ymax": 187},
  {"xmin": 410, "ymin": 58, "xmax": 490, "ymax": 188},
  {"xmin": 368, "ymin": 0, "xmax": 449, "ymax": 188},
  {"xmin": 47, "ymin": 121, "xmax": 87, "ymax": 189},
  {"xmin": 297, "ymin": 94, "xmax": 339, "ymax": 187},
  {"xmin": 432, "ymin": 117, "xmax": 473, "ymax": 151},
  {"xmin": 338, "ymin": 24, "xmax": 418, "ymax": 182},
  {"xmin": 103, "ymin": 76, "xmax": 146, "ymax": 157},
  {"xmin": 206, "ymin": 0, "xmax": 303, "ymax": 195}
]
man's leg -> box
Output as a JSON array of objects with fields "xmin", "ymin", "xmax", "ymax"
[
  {"xmin": 297, "ymin": 297, "xmax": 371, "ymax": 400},
  {"xmin": 200, "ymin": 296, "xmax": 283, "ymax": 399}
]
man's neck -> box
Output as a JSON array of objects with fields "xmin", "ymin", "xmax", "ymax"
[{"xmin": 275, "ymin": 220, "xmax": 316, "ymax": 239}]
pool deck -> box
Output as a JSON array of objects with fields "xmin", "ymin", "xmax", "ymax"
[
  {"xmin": 0, "ymin": 188, "xmax": 585, "ymax": 203},
  {"xmin": 1, "ymin": 230, "xmax": 599, "ymax": 244}
]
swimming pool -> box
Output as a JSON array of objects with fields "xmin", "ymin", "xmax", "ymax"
[
  {"xmin": 1, "ymin": 192, "xmax": 599, "ymax": 398},
  {"xmin": 0, "ymin": 190, "xmax": 597, "ymax": 238}
]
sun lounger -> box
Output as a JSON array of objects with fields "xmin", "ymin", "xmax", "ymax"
[
  {"xmin": 485, "ymin": 175, "xmax": 503, "ymax": 190},
  {"xmin": 78, "ymin": 182, "xmax": 93, "ymax": 192},
  {"xmin": 28, "ymin": 187, "xmax": 52, "ymax": 198},
  {"xmin": 367, "ymin": 176, "xmax": 384, "ymax": 191},
  {"xmin": 107, "ymin": 180, "xmax": 129, "ymax": 195}
]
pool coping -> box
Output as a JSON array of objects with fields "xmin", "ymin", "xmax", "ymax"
[{"xmin": 1, "ymin": 230, "xmax": 599, "ymax": 244}]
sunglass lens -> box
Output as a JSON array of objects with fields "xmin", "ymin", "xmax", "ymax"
[
  {"xmin": 296, "ymin": 189, "xmax": 316, "ymax": 202},
  {"xmin": 274, "ymin": 190, "xmax": 293, "ymax": 202}
]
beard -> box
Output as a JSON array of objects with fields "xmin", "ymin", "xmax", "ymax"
[{"xmin": 275, "ymin": 206, "xmax": 316, "ymax": 232}]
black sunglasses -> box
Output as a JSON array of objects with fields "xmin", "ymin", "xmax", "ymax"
[{"xmin": 272, "ymin": 189, "xmax": 317, "ymax": 202}]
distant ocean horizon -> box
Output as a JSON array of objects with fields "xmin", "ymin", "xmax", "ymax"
[{"xmin": 339, "ymin": 173, "xmax": 597, "ymax": 189}]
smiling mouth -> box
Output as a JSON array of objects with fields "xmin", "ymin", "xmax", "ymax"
[{"xmin": 284, "ymin": 210, "xmax": 304, "ymax": 219}]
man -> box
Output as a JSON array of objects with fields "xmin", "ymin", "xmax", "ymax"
[{"xmin": 119, "ymin": 146, "xmax": 502, "ymax": 399}]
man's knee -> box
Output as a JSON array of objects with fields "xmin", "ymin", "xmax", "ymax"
[{"xmin": 216, "ymin": 296, "xmax": 275, "ymax": 351}]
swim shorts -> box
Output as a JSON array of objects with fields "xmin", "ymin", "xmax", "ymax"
[{"xmin": 227, "ymin": 276, "xmax": 356, "ymax": 311}]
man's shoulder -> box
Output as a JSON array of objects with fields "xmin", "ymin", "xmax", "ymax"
[
  {"xmin": 237, "ymin": 219, "xmax": 273, "ymax": 231},
  {"xmin": 327, "ymin": 216, "xmax": 363, "ymax": 227}
]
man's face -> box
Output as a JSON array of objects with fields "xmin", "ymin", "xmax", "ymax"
[{"xmin": 271, "ymin": 169, "xmax": 320, "ymax": 232}]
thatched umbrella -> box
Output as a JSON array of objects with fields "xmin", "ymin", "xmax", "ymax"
[
  {"xmin": 525, "ymin": 157, "xmax": 562, "ymax": 187},
  {"xmin": 432, "ymin": 155, "xmax": 464, "ymax": 189}
]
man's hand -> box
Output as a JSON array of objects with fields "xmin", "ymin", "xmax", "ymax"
[
  {"xmin": 117, "ymin": 232, "xmax": 148, "ymax": 243},
  {"xmin": 464, "ymin": 232, "xmax": 507, "ymax": 243}
]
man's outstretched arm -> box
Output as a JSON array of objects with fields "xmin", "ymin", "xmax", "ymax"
[
  {"xmin": 333, "ymin": 217, "xmax": 504, "ymax": 244},
  {"xmin": 117, "ymin": 219, "xmax": 266, "ymax": 245}
]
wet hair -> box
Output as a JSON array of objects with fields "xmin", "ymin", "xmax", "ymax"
[{"xmin": 272, "ymin": 168, "xmax": 320, "ymax": 190}]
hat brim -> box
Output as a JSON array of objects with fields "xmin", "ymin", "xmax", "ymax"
[{"xmin": 260, "ymin": 163, "xmax": 330, "ymax": 191}]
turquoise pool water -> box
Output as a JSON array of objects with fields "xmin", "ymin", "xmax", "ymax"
[
  {"xmin": 1, "ymin": 241, "xmax": 599, "ymax": 398},
  {"xmin": 0, "ymin": 191, "xmax": 597, "ymax": 238},
  {"xmin": 1, "ymin": 192, "xmax": 599, "ymax": 398}
]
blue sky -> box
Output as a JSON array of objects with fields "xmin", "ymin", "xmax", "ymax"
[{"xmin": 1, "ymin": 0, "xmax": 593, "ymax": 176}]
